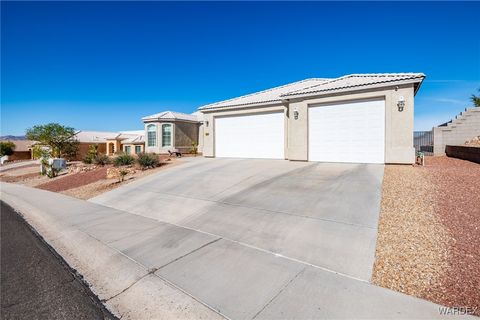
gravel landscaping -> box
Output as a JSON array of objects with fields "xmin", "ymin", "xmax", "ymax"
[
  {"xmin": 0, "ymin": 157, "xmax": 183, "ymax": 199},
  {"xmin": 36, "ymin": 167, "xmax": 108, "ymax": 192},
  {"xmin": 373, "ymin": 156, "xmax": 479, "ymax": 314}
]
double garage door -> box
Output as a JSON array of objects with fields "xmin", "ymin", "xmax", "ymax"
[{"xmin": 214, "ymin": 99, "xmax": 385, "ymax": 163}]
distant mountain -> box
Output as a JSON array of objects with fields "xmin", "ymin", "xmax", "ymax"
[{"xmin": 0, "ymin": 135, "xmax": 26, "ymax": 141}]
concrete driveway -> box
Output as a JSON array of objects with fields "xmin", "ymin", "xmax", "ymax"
[
  {"xmin": 91, "ymin": 158, "xmax": 383, "ymax": 281},
  {"xmin": 2, "ymin": 164, "xmax": 457, "ymax": 319}
]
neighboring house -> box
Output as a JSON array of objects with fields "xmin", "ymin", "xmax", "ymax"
[
  {"xmin": 142, "ymin": 111, "xmax": 201, "ymax": 154},
  {"xmin": 198, "ymin": 73, "xmax": 425, "ymax": 164},
  {"xmin": 433, "ymin": 107, "xmax": 480, "ymax": 155},
  {"xmin": 74, "ymin": 130, "xmax": 145, "ymax": 159},
  {"xmin": 0, "ymin": 140, "xmax": 34, "ymax": 161},
  {"xmin": 104, "ymin": 131, "xmax": 145, "ymax": 156}
]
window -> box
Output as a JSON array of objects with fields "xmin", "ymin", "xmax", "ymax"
[
  {"xmin": 135, "ymin": 145, "xmax": 142, "ymax": 154},
  {"xmin": 124, "ymin": 146, "xmax": 131, "ymax": 154},
  {"xmin": 147, "ymin": 124, "xmax": 157, "ymax": 147},
  {"xmin": 162, "ymin": 124, "xmax": 172, "ymax": 147}
]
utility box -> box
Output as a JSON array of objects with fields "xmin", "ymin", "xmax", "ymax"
[{"xmin": 49, "ymin": 158, "xmax": 67, "ymax": 170}]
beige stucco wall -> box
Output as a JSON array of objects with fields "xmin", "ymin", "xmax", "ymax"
[{"xmin": 200, "ymin": 84, "xmax": 417, "ymax": 164}]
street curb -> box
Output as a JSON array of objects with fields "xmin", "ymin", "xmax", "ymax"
[{"xmin": 0, "ymin": 183, "xmax": 224, "ymax": 320}]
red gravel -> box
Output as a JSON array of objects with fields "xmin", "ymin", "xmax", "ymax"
[
  {"xmin": 36, "ymin": 167, "xmax": 108, "ymax": 192},
  {"xmin": 425, "ymin": 157, "xmax": 480, "ymax": 311}
]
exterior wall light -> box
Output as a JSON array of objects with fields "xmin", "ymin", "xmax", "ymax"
[
  {"xmin": 397, "ymin": 96, "xmax": 405, "ymax": 112},
  {"xmin": 293, "ymin": 107, "xmax": 299, "ymax": 120},
  {"xmin": 204, "ymin": 120, "xmax": 209, "ymax": 127}
]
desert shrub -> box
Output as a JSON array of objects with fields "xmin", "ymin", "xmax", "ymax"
[
  {"xmin": 83, "ymin": 144, "xmax": 98, "ymax": 164},
  {"xmin": 0, "ymin": 141, "xmax": 15, "ymax": 156},
  {"xmin": 114, "ymin": 153, "xmax": 135, "ymax": 166},
  {"xmin": 94, "ymin": 154, "xmax": 110, "ymax": 166},
  {"xmin": 137, "ymin": 153, "xmax": 159, "ymax": 169},
  {"xmin": 190, "ymin": 141, "xmax": 198, "ymax": 156},
  {"xmin": 118, "ymin": 169, "xmax": 128, "ymax": 182}
]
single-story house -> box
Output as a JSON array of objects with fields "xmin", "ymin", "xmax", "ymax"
[
  {"xmin": 73, "ymin": 130, "xmax": 145, "ymax": 159},
  {"xmin": 197, "ymin": 73, "xmax": 425, "ymax": 164},
  {"xmin": 0, "ymin": 140, "xmax": 34, "ymax": 161},
  {"xmin": 142, "ymin": 111, "xmax": 201, "ymax": 154}
]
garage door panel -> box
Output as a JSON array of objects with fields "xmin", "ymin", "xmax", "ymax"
[
  {"xmin": 309, "ymin": 100, "xmax": 385, "ymax": 164},
  {"xmin": 215, "ymin": 112, "xmax": 285, "ymax": 159}
]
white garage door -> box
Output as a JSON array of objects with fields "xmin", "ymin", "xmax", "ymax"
[
  {"xmin": 215, "ymin": 112, "xmax": 285, "ymax": 159},
  {"xmin": 309, "ymin": 99, "xmax": 385, "ymax": 163}
]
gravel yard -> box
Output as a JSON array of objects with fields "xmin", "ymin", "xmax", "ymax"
[
  {"xmin": 373, "ymin": 156, "xmax": 480, "ymax": 314},
  {"xmin": 0, "ymin": 157, "xmax": 183, "ymax": 200},
  {"xmin": 36, "ymin": 167, "xmax": 108, "ymax": 192}
]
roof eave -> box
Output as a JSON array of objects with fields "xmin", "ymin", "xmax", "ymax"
[
  {"xmin": 198, "ymin": 100, "xmax": 286, "ymax": 113},
  {"xmin": 280, "ymin": 78, "xmax": 426, "ymax": 100}
]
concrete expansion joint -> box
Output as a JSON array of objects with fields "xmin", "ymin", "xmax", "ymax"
[
  {"xmin": 152, "ymin": 273, "xmax": 231, "ymax": 320},
  {"xmin": 156, "ymin": 237, "xmax": 222, "ymax": 271},
  {"xmin": 251, "ymin": 266, "xmax": 307, "ymax": 320},
  {"xmin": 137, "ymin": 188, "xmax": 377, "ymax": 230}
]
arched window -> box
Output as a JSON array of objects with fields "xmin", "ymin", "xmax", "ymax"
[
  {"xmin": 147, "ymin": 124, "xmax": 157, "ymax": 147},
  {"xmin": 162, "ymin": 124, "xmax": 172, "ymax": 147}
]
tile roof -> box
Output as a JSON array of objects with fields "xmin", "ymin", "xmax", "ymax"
[
  {"xmin": 281, "ymin": 73, "xmax": 425, "ymax": 97},
  {"xmin": 142, "ymin": 111, "xmax": 199, "ymax": 122},
  {"xmin": 74, "ymin": 130, "xmax": 144, "ymax": 143},
  {"xmin": 74, "ymin": 131, "xmax": 119, "ymax": 143},
  {"xmin": 198, "ymin": 78, "xmax": 330, "ymax": 110},
  {"xmin": 0, "ymin": 140, "xmax": 35, "ymax": 152},
  {"xmin": 198, "ymin": 73, "xmax": 425, "ymax": 111}
]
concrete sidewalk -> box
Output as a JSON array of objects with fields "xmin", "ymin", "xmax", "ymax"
[
  {"xmin": 0, "ymin": 182, "xmax": 473, "ymax": 319},
  {"xmin": 0, "ymin": 160, "xmax": 39, "ymax": 172}
]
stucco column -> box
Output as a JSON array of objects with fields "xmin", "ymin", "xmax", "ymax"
[{"xmin": 287, "ymin": 101, "xmax": 309, "ymax": 161}]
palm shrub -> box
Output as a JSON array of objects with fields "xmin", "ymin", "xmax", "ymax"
[
  {"xmin": 137, "ymin": 153, "xmax": 159, "ymax": 169},
  {"xmin": 471, "ymin": 88, "xmax": 480, "ymax": 108},
  {"xmin": 94, "ymin": 154, "xmax": 110, "ymax": 166},
  {"xmin": 114, "ymin": 153, "xmax": 135, "ymax": 166}
]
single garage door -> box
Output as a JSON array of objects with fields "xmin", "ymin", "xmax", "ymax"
[
  {"xmin": 215, "ymin": 112, "xmax": 285, "ymax": 159},
  {"xmin": 309, "ymin": 99, "xmax": 385, "ymax": 163}
]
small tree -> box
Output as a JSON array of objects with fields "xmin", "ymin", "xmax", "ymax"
[
  {"xmin": 471, "ymin": 88, "xmax": 480, "ymax": 108},
  {"xmin": 25, "ymin": 123, "xmax": 79, "ymax": 158},
  {"xmin": 0, "ymin": 141, "xmax": 15, "ymax": 156}
]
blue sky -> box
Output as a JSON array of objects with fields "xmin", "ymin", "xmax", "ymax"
[{"xmin": 1, "ymin": 1, "xmax": 479, "ymax": 135}]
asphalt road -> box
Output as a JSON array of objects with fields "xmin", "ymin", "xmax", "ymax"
[{"xmin": 0, "ymin": 201, "xmax": 116, "ymax": 320}]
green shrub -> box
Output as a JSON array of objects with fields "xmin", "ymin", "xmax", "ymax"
[
  {"xmin": 114, "ymin": 153, "xmax": 135, "ymax": 166},
  {"xmin": 118, "ymin": 169, "xmax": 128, "ymax": 182},
  {"xmin": 0, "ymin": 141, "xmax": 15, "ymax": 156},
  {"xmin": 83, "ymin": 144, "xmax": 98, "ymax": 164},
  {"xmin": 137, "ymin": 153, "xmax": 159, "ymax": 169},
  {"xmin": 190, "ymin": 142, "xmax": 198, "ymax": 156},
  {"xmin": 94, "ymin": 154, "xmax": 110, "ymax": 166}
]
